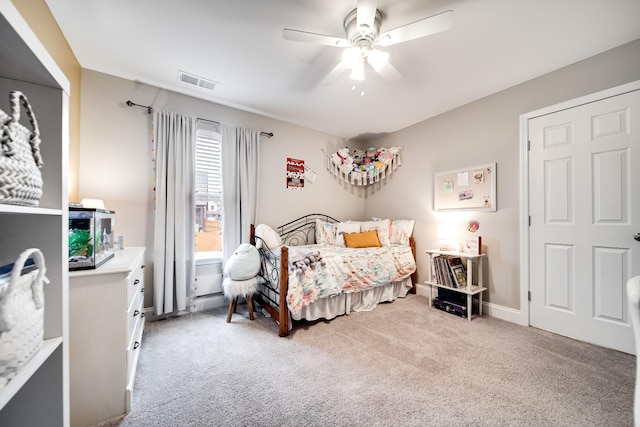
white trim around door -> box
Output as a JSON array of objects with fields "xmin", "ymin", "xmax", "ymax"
[{"xmin": 519, "ymin": 80, "xmax": 640, "ymax": 330}]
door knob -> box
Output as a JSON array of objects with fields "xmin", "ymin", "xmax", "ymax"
[{"xmin": 635, "ymin": 233, "xmax": 640, "ymax": 242}]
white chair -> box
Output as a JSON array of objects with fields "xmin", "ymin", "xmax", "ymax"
[{"xmin": 628, "ymin": 275, "xmax": 640, "ymax": 427}]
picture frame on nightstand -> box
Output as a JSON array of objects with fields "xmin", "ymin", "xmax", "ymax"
[{"xmin": 463, "ymin": 235, "xmax": 482, "ymax": 255}]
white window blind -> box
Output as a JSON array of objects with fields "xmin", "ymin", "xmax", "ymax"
[
  {"xmin": 195, "ymin": 120, "xmax": 222, "ymax": 207},
  {"xmin": 195, "ymin": 120, "xmax": 223, "ymax": 256}
]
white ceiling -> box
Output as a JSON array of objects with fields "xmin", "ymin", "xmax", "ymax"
[{"xmin": 45, "ymin": 0, "xmax": 640, "ymax": 140}]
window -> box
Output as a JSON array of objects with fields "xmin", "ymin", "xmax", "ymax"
[{"xmin": 195, "ymin": 119, "xmax": 222, "ymax": 259}]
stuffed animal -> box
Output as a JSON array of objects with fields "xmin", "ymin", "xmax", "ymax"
[
  {"xmin": 361, "ymin": 162, "xmax": 377, "ymax": 177},
  {"xmin": 373, "ymin": 161, "xmax": 386, "ymax": 171},
  {"xmin": 339, "ymin": 156, "xmax": 354, "ymax": 174},
  {"xmin": 331, "ymin": 147, "xmax": 351, "ymax": 167},
  {"xmin": 377, "ymin": 147, "xmax": 393, "ymax": 165},
  {"xmin": 290, "ymin": 250, "xmax": 326, "ymax": 275},
  {"xmin": 365, "ymin": 147, "xmax": 378, "ymax": 160},
  {"xmin": 388, "ymin": 146, "xmax": 400, "ymax": 155},
  {"xmin": 351, "ymin": 148, "xmax": 365, "ymax": 165},
  {"xmin": 223, "ymin": 243, "xmax": 260, "ymax": 280}
]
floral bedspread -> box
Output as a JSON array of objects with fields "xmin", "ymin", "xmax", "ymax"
[{"xmin": 286, "ymin": 244, "xmax": 416, "ymax": 315}]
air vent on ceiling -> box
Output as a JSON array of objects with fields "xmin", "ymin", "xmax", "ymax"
[{"xmin": 177, "ymin": 70, "xmax": 218, "ymax": 92}]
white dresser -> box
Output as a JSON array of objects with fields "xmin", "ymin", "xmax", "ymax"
[{"xmin": 69, "ymin": 247, "xmax": 146, "ymax": 427}]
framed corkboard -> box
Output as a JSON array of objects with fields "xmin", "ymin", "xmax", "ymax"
[{"xmin": 434, "ymin": 162, "xmax": 496, "ymax": 211}]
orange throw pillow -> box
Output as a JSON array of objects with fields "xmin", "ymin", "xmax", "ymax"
[{"xmin": 343, "ymin": 230, "xmax": 381, "ymax": 248}]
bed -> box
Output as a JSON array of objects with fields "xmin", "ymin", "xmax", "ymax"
[{"xmin": 250, "ymin": 214, "xmax": 417, "ymax": 337}]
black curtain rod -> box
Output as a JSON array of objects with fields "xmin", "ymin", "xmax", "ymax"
[
  {"xmin": 198, "ymin": 117, "xmax": 272, "ymax": 138},
  {"xmin": 125, "ymin": 100, "xmax": 153, "ymax": 114},
  {"xmin": 125, "ymin": 100, "xmax": 273, "ymax": 138}
]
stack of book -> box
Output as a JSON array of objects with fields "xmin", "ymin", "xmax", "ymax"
[{"xmin": 433, "ymin": 255, "xmax": 468, "ymax": 289}]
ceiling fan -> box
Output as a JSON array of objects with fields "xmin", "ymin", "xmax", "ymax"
[{"xmin": 283, "ymin": 0, "xmax": 453, "ymax": 82}]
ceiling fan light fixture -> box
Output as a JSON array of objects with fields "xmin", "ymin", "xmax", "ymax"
[
  {"xmin": 349, "ymin": 60, "xmax": 365, "ymax": 81},
  {"xmin": 367, "ymin": 48, "xmax": 389, "ymax": 72},
  {"xmin": 342, "ymin": 46, "xmax": 361, "ymax": 69},
  {"xmin": 282, "ymin": 5, "xmax": 454, "ymax": 84}
]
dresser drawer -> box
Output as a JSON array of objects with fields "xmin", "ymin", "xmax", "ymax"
[
  {"xmin": 127, "ymin": 311, "xmax": 144, "ymax": 379},
  {"xmin": 126, "ymin": 260, "xmax": 144, "ymax": 311},
  {"xmin": 127, "ymin": 286, "xmax": 144, "ymax": 341}
]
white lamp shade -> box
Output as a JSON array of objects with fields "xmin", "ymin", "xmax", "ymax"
[
  {"xmin": 81, "ymin": 198, "xmax": 105, "ymax": 209},
  {"xmin": 437, "ymin": 224, "xmax": 456, "ymax": 241},
  {"xmin": 341, "ymin": 47, "xmax": 361, "ymax": 69},
  {"xmin": 367, "ymin": 48, "xmax": 389, "ymax": 72},
  {"xmin": 349, "ymin": 60, "xmax": 365, "ymax": 81}
]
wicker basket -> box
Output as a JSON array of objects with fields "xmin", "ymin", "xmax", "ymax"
[
  {"xmin": 0, "ymin": 91, "xmax": 44, "ymax": 207},
  {"xmin": 0, "ymin": 248, "xmax": 48, "ymax": 390}
]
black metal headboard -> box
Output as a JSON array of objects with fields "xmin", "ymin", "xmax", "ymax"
[{"xmin": 275, "ymin": 213, "xmax": 339, "ymax": 246}]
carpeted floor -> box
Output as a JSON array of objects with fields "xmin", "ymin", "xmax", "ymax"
[{"xmin": 106, "ymin": 294, "xmax": 635, "ymax": 427}]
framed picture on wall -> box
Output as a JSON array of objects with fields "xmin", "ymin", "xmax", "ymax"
[{"xmin": 434, "ymin": 162, "xmax": 496, "ymax": 211}]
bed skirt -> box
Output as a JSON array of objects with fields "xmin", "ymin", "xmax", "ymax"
[{"xmin": 290, "ymin": 277, "xmax": 413, "ymax": 321}]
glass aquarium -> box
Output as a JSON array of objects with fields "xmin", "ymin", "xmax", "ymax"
[{"xmin": 69, "ymin": 208, "xmax": 115, "ymax": 270}]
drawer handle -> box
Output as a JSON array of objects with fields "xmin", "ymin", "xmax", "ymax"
[
  {"xmin": 133, "ymin": 341, "xmax": 140, "ymax": 350},
  {"xmin": 133, "ymin": 279, "xmax": 140, "ymax": 286},
  {"xmin": 133, "ymin": 310, "xmax": 140, "ymax": 317}
]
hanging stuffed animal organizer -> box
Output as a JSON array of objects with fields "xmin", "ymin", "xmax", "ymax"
[{"xmin": 322, "ymin": 146, "xmax": 403, "ymax": 186}]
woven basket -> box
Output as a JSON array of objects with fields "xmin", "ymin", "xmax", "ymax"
[
  {"xmin": 0, "ymin": 248, "xmax": 48, "ymax": 390},
  {"xmin": 0, "ymin": 91, "xmax": 44, "ymax": 207}
]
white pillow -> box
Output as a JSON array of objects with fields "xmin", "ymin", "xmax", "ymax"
[
  {"xmin": 315, "ymin": 219, "xmax": 337, "ymax": 245},
  {"xmin": 358, "ymin": 219, "xmax": 391, "ymax": 246},
  {"xmin": 335, "ymin": 222, "xmax": 361, "ymax": 247},
  {"xmin": 390, "ymin": 219, "xmax": 415, "ymax": 245},
  {"xmin": 254, "ymin": 224, "xmax": 282, "ymax": 249}
]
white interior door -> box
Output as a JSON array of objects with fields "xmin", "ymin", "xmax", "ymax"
[{"xmin": 528, "ymin": 88, "xmax": 640, "ymax": 354}]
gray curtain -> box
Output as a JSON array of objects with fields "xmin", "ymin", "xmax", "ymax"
[
  {"xmin": 152, "ymin": 110, "xmax": 196, "ymax": 315},
  {"xmin": 221, "ymin": 125, "xmax": 261, "ymax": 262}
]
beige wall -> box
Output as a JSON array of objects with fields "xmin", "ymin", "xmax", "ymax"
[
  {"xmin": 12, "ymin": 0, "xmax": 82, "ymax": 201},
  {"xmin": 366, "ymin": 38, "xmax": 640, "ymax": 313},
  {"xmin": 78, "ymin": 69, "xmax": 365, "ymax": 308}
]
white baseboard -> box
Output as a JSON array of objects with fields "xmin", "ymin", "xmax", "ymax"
[
  {"xmin": 415, "ymin": 283, "xmax": 431, "ymax": 297},
  {"xmin": 415, "ymin": 283, "xmax": 526, "ymax": 325},
  {"xmin": 143, "ymin": 293, "xmax": 227, "ymax": 322},
  {"xmin": 145, "ymin": 287, "xmax": 528, "ymax": 326},
  {"xmin": 482, "ymin": 302, "xmax": 525, "ymax": 325},
  {"xmin": 192, "ymin": 293, "xmax": 226, "ymax": 311},
  {"xmin": 142, "ymin": 307, "xmax": 157, "ymax": 321}
]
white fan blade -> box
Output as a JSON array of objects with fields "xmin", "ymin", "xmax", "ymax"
[
  {"xmin": 357, "ymin": 0, "xmax": 377, "ymax": 35},
  {"xmin": 320, "ymin": 62, "xmax": 347, "ymax": 85},
  {"xmin": 366, "ymin": 48, "xmax": 389, "ymax": 72},
  {"xmin": 283, "ymin": 29, "xmax": 349, "ymax": 47},
  {"xmin": 377, "ymin": 10, "xmax": 453, "ymax": 47},
  {"xmin": 377, "ymin": 61, "xmax": 401, "ymax": 81}
]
